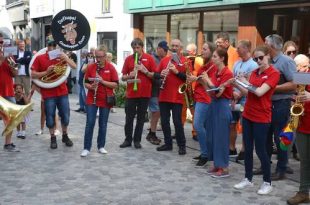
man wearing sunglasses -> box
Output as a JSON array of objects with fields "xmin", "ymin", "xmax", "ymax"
[
  {"xmin": 264, "ymin": 34, "xmax": 297, "ymax": 181},
  {"xmin": 0, "ymin": 33, "xmax": 19, "ymax": 152},
  {"xmin": 31, "ymin": 37, "xmax": 77, "ymax": 149}
]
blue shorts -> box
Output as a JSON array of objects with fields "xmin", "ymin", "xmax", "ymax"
[
  {"xmin": 231, "ymin": 111, "xmax": 241, "ymax": 124},
  {"xmin": 148, "ymin": 97, "xmax": 159, "ymax": 112},
  {"xmin": 44, "ymin": 95, "xmax": 70, "ymax": 128}
]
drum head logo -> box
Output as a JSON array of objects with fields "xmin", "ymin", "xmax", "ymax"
[{"xmin": 51, "ymin": 9, "xmax": 90, "ymax": 51}]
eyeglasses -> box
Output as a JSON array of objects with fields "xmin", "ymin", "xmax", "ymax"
[
  {"xmin": 287, "ymin": 50, "xmax": 296, "ymax": 55},
  {"xmin": 95, "ymin": 55, "xmax": 106, "ymax": 58},
  {"xmin": 253, "ymin": 55, "xmax": 265, "ymax": 62}
]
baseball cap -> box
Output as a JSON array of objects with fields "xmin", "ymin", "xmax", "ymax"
[{"xmin": 158, "ymin": 41, "xmax": 169, "ymax": 51}]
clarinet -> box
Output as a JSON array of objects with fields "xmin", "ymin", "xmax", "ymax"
[{"xmin": 93, "ymin": 63, "xmax": 101, "ymax": 104}]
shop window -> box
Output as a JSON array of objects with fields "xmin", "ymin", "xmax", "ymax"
[
  {"xmin": 203, "ymin": 10, "xmax": 239, "ymax": 46},
  {"xmin": 144, "ymin": 15, "xmax": 167, "ymax": 54},
  {"xmin": 171, "ymin": 13, "xmax": 199, "ymax": 47}
]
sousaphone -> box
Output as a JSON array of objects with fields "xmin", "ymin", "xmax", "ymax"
[{"xmin": 29, "ymin": 9, "xmax": 90, "ymax": 89}]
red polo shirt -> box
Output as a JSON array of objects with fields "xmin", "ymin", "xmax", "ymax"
[
  {"xmin": 210, "ymin": 66, "xmax": 233, "ymax": 99},
  {"xmin": 194, "ymin": 62, "xmax": 216, "ymax": 104},
  {"xmin": 31, "ymin": 52, "xmax": 68, "ymax": 99},
  {"xmin": 122, "ymin": 53, "xmax": 157, "ymax": 98},
  {"xmin": 243, "ymin": 66, "xmax": 280, "ymax": 123},
  {"xmin": 297, "ymin": 84, "xmax": 310, "ymax": 134},
  {"xmin": 158, "ymin": 55, "xmax": 187, "ymax": 104},
  {"xmin": 0, "ymin": 60, "xmax": 14, "ymax": 97},
  {"xmin": 85, "ymin": 62, "xmax": 119, "ymax": 108}
]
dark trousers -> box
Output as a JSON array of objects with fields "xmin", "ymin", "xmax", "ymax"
[
  {"xmin": 159, "ymin": 102, "xmax": 186, "ymax": 148},
  {"xmin": 124, "ymin": 98, "xmax": 149, "ymax": 143},
  {"xmin": 243, "ymin": 117, "xmax": 271, "ymax": 183},
  {"xmin": 267, "ymin": 99, "xmax": 291, "ymax": 174}
]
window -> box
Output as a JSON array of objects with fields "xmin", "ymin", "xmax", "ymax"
[
  {"xmin": 144, "ymin": 15, "xmax": 167, "ymax": 54},
  {"xmin": 102, "ymin": 0, "xmax": 110, "ymax": 13},
  {"xmin": 203, "ymin": 10, "xmax": 239, "ymax": 46},
  {"xmin": 171, "ymin": 13, "xmax": 200, "ymax": 47}
]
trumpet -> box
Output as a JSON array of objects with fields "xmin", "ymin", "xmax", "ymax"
[
  {"xmin": 7, "ymin": 56, "xmax": 19, "ymax": 70},
  {"xmin": 160, "ymin": 52, "xmax": 180, "ymax": 89},
  {"xmin": 41, "ymin": 60, "xmax": 67, "ymax": 83},
  {"xmin": 178, "ymin": 61, "xmax": 194, "ymax": 108}
]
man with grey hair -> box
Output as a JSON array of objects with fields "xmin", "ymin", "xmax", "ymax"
[{"xmin": 263, "ymin": 34, "xmax": 297, "ymax": 180}]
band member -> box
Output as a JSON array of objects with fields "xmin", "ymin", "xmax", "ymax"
[
  {"xmin": 230, "ymin": 40, "xmax": 257, "ymax": 160},
  {"xmin": 215, "ymin": 32, "xmax": 239, "ymax": 71},
  {"xmin": 202, "ymin": 48, "xmax": 233, "ymax": 177},
  {"xmin": 0, "ymin": 33, "xmax": 19, "ymax": 152},
  {"xmin": 14, "ymin": 39, "xmax": 32, "ymax": 96},
  {"xmin": 31, "ymin": 38, "xmax": 77, "ymax": 149},
  {"xmin": 232, "ymin": 45, "xmax": 280, "ymax": 195},
  {"xmin": 80, "ymin": 45, "xmax": 119, "ymax": 157},
  {"xmin": 264, "ymin": 34, "xmax": 297, "ymax": 180},
  {"xmin": 287, "ymin": 54, "xmax": 310, "ymax": 205},
  {"xmin": 156, "ymin": 39, "xmax": 187, "ymax": 155},
  {"xmin": 120, "ymin": 38, "xmax": 157, "ymax": 149},
  {"xmin": 181, "ymin": 43, "xmax": 203, "ymax": 141},
  {"xmin": 145, "ymin": 40, "xmax": 169, "ymax": 145},
  {"xmin": 187, "ymin": 42, "xmax": 217, "ymax": 167}
]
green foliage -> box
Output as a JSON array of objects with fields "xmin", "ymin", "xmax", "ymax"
[{"xmin": 115, "ymin": 83, "xmax": 126, "ymax": 108}]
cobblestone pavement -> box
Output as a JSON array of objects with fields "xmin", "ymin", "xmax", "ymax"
[{"xmin": 0, "ymin": 93, "xmax": 304, "ymax": 205}]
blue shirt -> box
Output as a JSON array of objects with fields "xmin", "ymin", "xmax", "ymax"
[
  {"xmin": 232, "ymin": 58, "xmax": 258, "ymax": 105},
  {"xmin": 271, "ymin": 52, "xmax": 296, "ymax": 101}
]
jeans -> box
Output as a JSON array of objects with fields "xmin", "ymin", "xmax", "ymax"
[
  {"xmin": 78, "ymin": 84, "xmax": 86, "ymax": 111},
  {"xmin": 159, "ymin": 102, "xmax": 186, "ymax": 147},
  {"xmin": 194, "ymin": 102, "xmax": 210, "ymax": 158},
  {"xmin": 124, "ymin": 98, "xmax": 149, "ymax": 143},
  {"xmin": 295, "ymin": 131, "xmax": 310, "ymax": 193},
  {"xmin": 267, "ymin": 99, "xmax": 291, "ymax": 174},
  {"xmin": 44, "ymin": 95, "xmax": 70, "ymax": 129},
  {"xmin": 243, "ymin": 117, "xmax": 271, "ymax": 183},
  {"xmin": 83, "ymin": 105, "xmax": 110, "ymax": 151}
]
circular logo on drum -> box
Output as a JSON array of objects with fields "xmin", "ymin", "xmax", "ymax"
[{"xmin": 51, "ymin": 9, "xmax": 90, "ymax": 51}]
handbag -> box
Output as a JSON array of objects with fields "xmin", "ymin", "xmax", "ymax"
[{"xmin": 107, "ymin": 95, "xmax": 116, "ymax": 106}]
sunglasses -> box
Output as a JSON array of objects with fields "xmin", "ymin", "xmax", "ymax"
[
  {"xmin": 253, "ymin": 55, "xmax": 265, "ymax": 62},
  {"xmin": 287, "ymin": 50, "xmax": 296, "ymax": 55},
  {"xmin": 47, "ymin": 42, "xmax": 57, "ymax": 47}
]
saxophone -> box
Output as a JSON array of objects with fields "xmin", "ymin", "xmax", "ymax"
[
  {"xmin": 178, "ymin": 61, "xmax": 194, "ymax": 108},
  {"xmin": 289, "ymin": 84, "xmax": 306, "ymax": 130}
]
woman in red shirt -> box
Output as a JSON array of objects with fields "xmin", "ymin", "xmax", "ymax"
[
  {"xmin": 232, "ymin": 45, "xmax": 280, "ymax": 195},
  {"xmin": 202, "ymin": 48, "xmax": 233, "ymax": 178}
]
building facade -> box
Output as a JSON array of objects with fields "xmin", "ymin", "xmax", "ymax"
[{"xmin": 124, "ymin": 0, "xmax": 310, "ymax": 54}]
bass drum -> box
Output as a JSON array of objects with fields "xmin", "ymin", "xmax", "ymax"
[{"xmin": 29, "ymin": 48, "xmax": 71, "ymax": 89}]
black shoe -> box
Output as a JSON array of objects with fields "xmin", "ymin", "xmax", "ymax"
[
  {"xmin": 229, "ymin": 149, "xmax": 238, "ymax": 157},
  {"xmin": 120, "ymin": 140, "xmax": 131, "ymax": 148},
  {"xmin": 50, "ymin": 137, "xmax": 57, "ymax": 149},
  {"xmin": 253, "ymin": 168, "xmax": 263, "ymax": 175},
  {"xmin": 171, "ymin": 135, "xmax": 176, "ymax": 139},
  {"xmin": 75, "ymin": 108, "xmax": 85, "ymax": 113},
  {"xmin": 236, "ymin": 151, "xmax": 245, "ymax": 161},
  {"xmin": 192, "ymin": 135, "xmax": 198, "ymax": 141},
  {"xmin": 192, "ymin": 155, "xmax": 201, "ymax": 162},
  {"xmin": 17, "ymin": 135, "xmax": 26, "ymax": 139},
  {"xmin": 156, "ymin": 144, "xmax": 172, "ymax": 151},
  {"xmin": 62, "ymin": 134, "xmax": 73, "ymax": 147},
  {"xmin": 286, "ymin": 166, "xmax": 294, "ymax": 174},
  {"xmin": 271, "ymin": 172, "xmax": 286, "ymax": 181},
  {"xmin": 293, "ymin": 153, "xmax": 300, "ymax": 161},
  {"xmin": 178, "ymin": 146, "xmax": 186, "ymax": 155},
  {"xmin": 196, "ymin": 157, "xmax": 208, "ymax": 167},
  {"xmin": 134, "ymin": 142, "xmax": 142, "ymax": 149}
]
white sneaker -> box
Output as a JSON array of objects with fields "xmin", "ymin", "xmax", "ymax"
[
  {"xmin": 257, "ymin": 182, "xmax": 273, "ymax": 195},
  {"xmin": 98, "ymin": 147, "xmax": 108, "ymax": 154},
  {"xmin": 110, "ymin": 108, "xmax": 117, "ymax": 113},
  {"xmin": 16, "ymin": 131, "xmax": 21, "ymax": 137},
  {"xmin": 35, "ymin": 129, "xmax": 43, "ymax": 135},
  {"xmin": 234, "ymin": 178, "xmax": 254, "ymax": 190},
  {"xmin": 80, "ymin": 149, "xmax": 90, "ymax": 157},
  {"xmin": 54, "ymin": 129, "xmax": 61, "ymax": 136}
]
